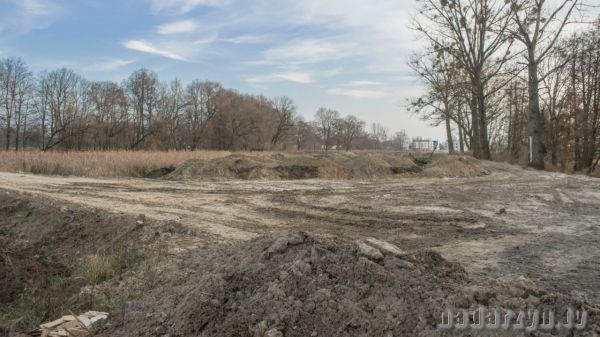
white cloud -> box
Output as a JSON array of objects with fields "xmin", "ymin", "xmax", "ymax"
[
  {"xmin": 258, "ymin": 39, "xmax": 353, "ymax": 65},
  {"xmin": 17, "ymin": 0, "xmax": 56, "ymax": 16},
  {"xmin": 148, "ymin": 0, "xmax": 226, "ymax": 14},
  {"xmin": 247, "ymin": 72, "xmax": 314, "ymax": 84},
  {"xmin": 327, "ymin": 88, "xmax": 388, "ymax": 98},
  {"xmin": 2, "ymin": 0, "xmax": 61, "ymax": 33},
  {"xmin": 123, "ymin": 40, "xmax": 186, "ymax": 61},
  {"xmin": 222, "ymin": 35, "xmax": 271, "ymax": 44},
  {"xmin": 157, "ymin": 19, "xmax": 199, "ymax": 34},
  {"xmin": 348, "ymin": 81, "xmax": 382, "ymax": 86},
  {"xmin": 88, "ymin": 58, "xmax": 136, "ymax": 71}
]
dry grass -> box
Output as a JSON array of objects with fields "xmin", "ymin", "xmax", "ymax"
[{"xmin": 0, "ymin": 150, "xmax": 234, "ymax": 177}]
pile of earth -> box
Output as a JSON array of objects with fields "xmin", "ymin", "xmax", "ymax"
[
  {"xmin": 0, "ymin": 191, "xmax": 189, "ymax": 332},
  {"xmin": 95, "ymin": 231, "xmax": 599, "ymax": 337},
  {"xmin": 167, "ymin": 152, "xmax": 490, "ymax": 180}
]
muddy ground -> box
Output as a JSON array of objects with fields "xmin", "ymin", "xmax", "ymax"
[{"xmin": 1, "ymin": 159, "xmax": 600, "ymax": 335}]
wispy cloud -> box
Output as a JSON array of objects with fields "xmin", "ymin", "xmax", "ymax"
[
  {"xmin": 156, "ymin": 19, "xmax": 198, "ymax": 34},
  {"xmin": 148, "ymin": 0, "xmax": 226, "ymax": 14},
  {"xmin": 123, "ymin": 40, "xmax": 186, "ymax": 61},
  {"xmin": 348, "ymin": 80, "xmax": 382, "ymax": 86},
  {"xmin": 2, "ymin": 0, "xmax": 62, "ymax": 33},
  {"xmin": 257, "ymin": 39, "xmax": 353, "ymax": 65},
  {"xmin": 18, "ymin": 0, "xmax": 56, "ymax": 16},
  {"xmin": 88, "ymin": 58, "xmax": 136, "ymax": 71},
  {"xmin": 327, "ymin": 88, "xmax": 388, "ymax": 98},
  {"xmin": 222, "ymin": 34, "xmax": 271, "ymax": 44},
  {"xmin": 247, "ymin": 71, "xmax": 314, "ymax": 84}
]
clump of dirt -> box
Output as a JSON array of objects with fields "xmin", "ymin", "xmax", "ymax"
[
  {"xmin": 96, "ymin": 231, "xmax": 599, "ymax": 337},
  {"xmin": 168, "ymin": 152, "xmax": 488, "ymax": 180}
]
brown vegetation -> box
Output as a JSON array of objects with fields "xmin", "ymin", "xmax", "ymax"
[{"xmin": 0, "ymin": 150, "xmax": 230, "ymax": 177}]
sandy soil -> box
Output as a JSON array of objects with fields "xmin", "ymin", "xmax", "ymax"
[{"xmin": 1, "ymin": 160, "xmax": 599, "ymax": 303}]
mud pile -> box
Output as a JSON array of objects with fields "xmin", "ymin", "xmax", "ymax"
[
  {"xmin": 96, "ymin": 231, "xmax": 599, "ymax": 337},
  {"xmin": 167, "ymin": 152, "xmax": 490, "ymax": 180}
]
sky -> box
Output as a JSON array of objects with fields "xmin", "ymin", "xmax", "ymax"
[{"xmin": 1, "ymin": 0, "xmax": 593, "ymax": 141}]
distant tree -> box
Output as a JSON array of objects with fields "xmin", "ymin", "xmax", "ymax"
[
  {"xmin": 125, "ymin": 69, "xmax": 159, "ymax": 148},
  {"xmin": 270, "ymin": 96, "xmax": 297, "ymax": 148},
  {"xmin": 184, "ymin": 81, "xmax": 220, "ymax": 150},
  {"xmin": 370, "ymin": 123, "xmax": 389, "ymax": 149},
  {"xmin": 391, "ymin": 130, "xmax": 410, "ymax": 151},
  {"xmin": 37, "ymin": 68, "xmax": 89, "ymax": 151},
  {"xmin": 0, "ymin": 57, "xmax": 32, "ymax": 150},
  {"xmin": 336, "ymin": 115, "xmax": 365, "ymax": 151},
  {"xmin": 314, "ymin": 107, "xmax": 340, "ymax": 152}
]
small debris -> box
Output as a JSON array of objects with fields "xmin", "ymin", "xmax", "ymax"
[
  {"xmin": 357, "ymin": 242, "xmax": 383, "ymax": 261},
  {"xmin": 36, "ymin": 311, "xmax": 108, "ymax": 337},
  {"xmin": 364, "ymin": 238, "xmax": 406, "ymax": 256},
  {"xmin": 498, "ymin": 208, "xmax": 507, "ymax": 215},
  {"xmin": 265, "ymin": 329, "xmax": 284, "ymax": 337}
]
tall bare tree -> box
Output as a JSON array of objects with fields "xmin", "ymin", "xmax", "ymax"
[
  {"xmin": 0, "ymin": 57, "xmax": 32, "ymax": 150},
  {"xmin": 185, "ymin": 81, "xmax": 221, "ymax": 150},
  {"xmin": 125, "ymin": 69, "xmax": 158, "ymax": 148},
  {"xmin": 509, "ymin": 0, "xmax": 579, "ymax": 168},
  {"xmin": 414, "ymin": 0, "xmax": 515, "ymax": 159}
]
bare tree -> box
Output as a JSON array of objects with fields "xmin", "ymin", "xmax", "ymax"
[
  {"xmin": 314, "ymin": 108, "xmax": 340, "ymax": 152},
  {"xmin": 414, "ymin": 0, "xmax": 515, "ymax": 159},
  {"xmin": 270, "ymin": 96, "xmax": 297, "ymax": 148},
  {"xmin": 370, "ymin": 123, "xmax": 389, "ymax": 149},
  {"xmin": 185, "ymin": 81, "xmax": 221, "ymax": 150},
  {"xmin": 37, "ymin": 68, "xmax": 88, "ymax": 150},
  {"xmin": 336, "ymin": 115, "xmax": 365, "ymax": 151},
  {"xmin": 509, "ymin": 0, "xmax": 580, "ymax": 169},
  {"xmin": 0, "ymin": 57, "xmax": 32, "ymax": 150},
  {"xmin": 409, "ymin": 49, "xmax": 463, "ymax": 154},
  {"xmin": 125, "ymin": 69, "xmax": 159, "ymax": 148},
  {"xmin": 391, "ymin": 130, "xmax": 410, "ymax": 150}
]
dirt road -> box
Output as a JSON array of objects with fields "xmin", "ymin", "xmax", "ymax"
[{"xmin": 1, "ymin": 161, "xmax": 599, "ymax": 302}]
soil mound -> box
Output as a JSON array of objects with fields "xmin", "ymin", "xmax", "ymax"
[
  {"xmin": 167, "ymin": 153, "xmax": 489, "ymax": 180},
  {"xmin": 422, "ymin": 155, "xmax": 491, "ymax": 178},
  {"xmin": 96, "ymin": 231, "xmax": 599, "ymax": 337}
]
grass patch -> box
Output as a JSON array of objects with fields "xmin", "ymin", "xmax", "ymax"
[
  {"xmin": 412, "ymin": 156, "xmax": 432, "ymax": 167},
  {"xmin": 0, "ymin": 250, "xmax": 139, "ymax": 331},
  {"xmin": 73, "ymin": 254, "xmax": 128, "ymax": 285},
  {"xmin": 144, "ymin": 166, "xmax": 176, "ymax": 179}
]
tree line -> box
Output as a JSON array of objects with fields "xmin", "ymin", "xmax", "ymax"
[
  {"xmin": 0, "ymin": 62, "xmax": 409, "ymax": 152},
  {"xmin": 411, "ymin": 0, "xmax": 600, "ymax": 172}
]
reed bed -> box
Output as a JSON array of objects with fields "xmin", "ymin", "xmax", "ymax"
[{"xmin": 0, "ymin": 150, "xmax": 233, "ymax": 177}]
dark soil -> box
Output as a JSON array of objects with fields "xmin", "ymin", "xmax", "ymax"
[
  {"xmin": 0, "ymin": 191, "xmax": 184, "ymax": 332},
  {"xmin": 95, "ymin": 231, "xmax": 600, "ymax": 337},
  {"xmin": 167, "ymin": 153, "xmax": 490, "ymax": 180}
]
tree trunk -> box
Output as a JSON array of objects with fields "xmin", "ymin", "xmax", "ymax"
[
  {"xmin": 5, "ymin": 115, "xmax": 11, "ymax": 151},
  {"xmin": 445, "ymin": 114, "xmax": 455, "ymax": 154},
  {"xmin": 470, "ymin": 94, "xmax": 481, "ymax": 158},
  {"xmin": 458, "ymin": 124, "xmax": 465, "ymax": 153},
  {"xmin": 527, "ymin": 59, "xmax": 545, "ymax": 169},
  {"xmin": 476, "ymin": 84, "xmax": 491, "ymax": 160}
]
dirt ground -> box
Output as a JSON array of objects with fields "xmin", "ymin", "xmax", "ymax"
[{"xmin": 1, "ymin": 159, "xmax": 600, "ymax": 335}]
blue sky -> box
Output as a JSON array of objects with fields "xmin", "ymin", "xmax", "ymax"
[{"xmin": 0, "ymin": 0, "xmax": 452, "ymax": 139}]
